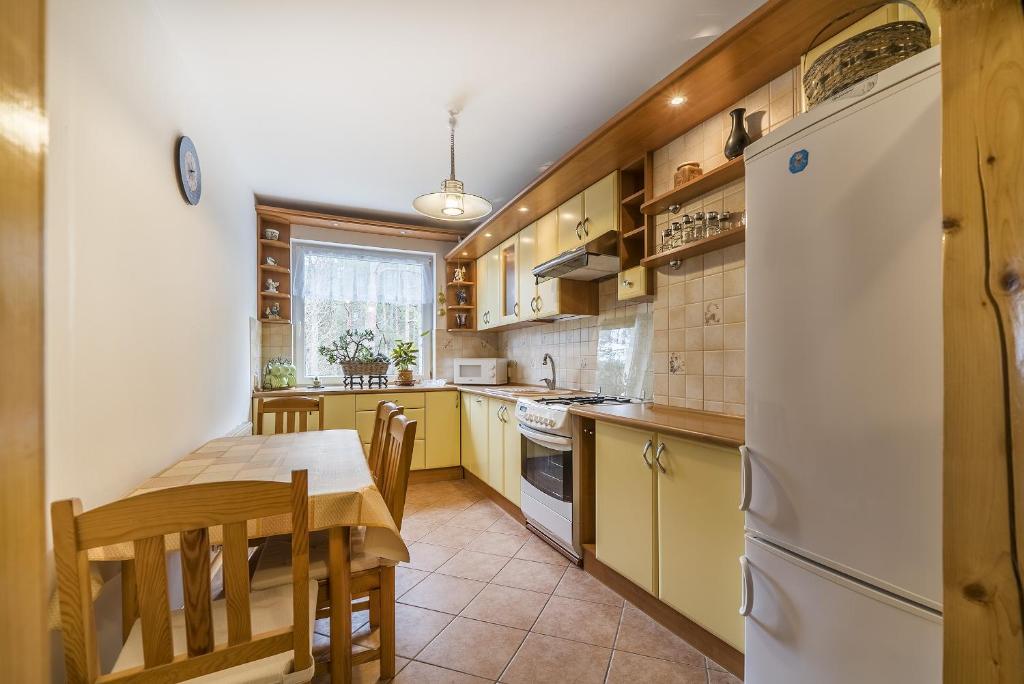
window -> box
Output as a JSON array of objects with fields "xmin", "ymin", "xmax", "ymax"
[{"xmin": 292, "ymin": 241, "xmax": 433, "ymax": 382}]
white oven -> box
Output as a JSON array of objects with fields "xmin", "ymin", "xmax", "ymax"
[{"xmin": 452, "ymin": 358, "xmax": 508, "ymax": 385}]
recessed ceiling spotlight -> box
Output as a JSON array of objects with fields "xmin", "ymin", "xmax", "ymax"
[
  {"xmin": 400, "ymin": 230, "xmax": 407, "ymax": 235},
  {"xmin": 518, "ymin": 207, "xmax": 528, "ymax": 213},
  {"xmin": 461, "ymin": 251, "xmax": 468, "ymax": 256},
  {"xmin": 670, "ymin": 95, "xmax": 687, "ymax": 106},
  {"xmin": 484, "ymin": 233, "xmax": 493, "ymax": 237},
  {"xmin": 331, "ymin": 221, "xmax": 339, "ymax": 226},
  {"xmin": 538, "ymin": 162, "xmax": 553, "ymax": 173}
]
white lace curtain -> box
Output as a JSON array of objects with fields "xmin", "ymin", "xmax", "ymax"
[{"xmin": 293, "ymin": 241, "xmax": 433, "ymax": 379}]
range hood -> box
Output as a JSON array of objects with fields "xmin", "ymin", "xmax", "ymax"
[{"xmin": 533, "ymin": 232, "xmax": 619, "ymax": 282}]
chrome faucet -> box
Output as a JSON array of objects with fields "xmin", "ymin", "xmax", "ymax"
[{"xmin": 541, "ymin": 353, "xmax": 557, "ymax": 390}]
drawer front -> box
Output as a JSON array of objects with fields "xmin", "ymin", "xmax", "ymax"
[
  {"xmin": 355, "ymin": 392, "xmax": 426, "ymax": 411},
  {"xmin": 356, "ymin": 407, "xmax": 425, "ymax": 442},
  {"xmin": 617, "ymin": 265, "xmax": 647, "ymax": 301}
]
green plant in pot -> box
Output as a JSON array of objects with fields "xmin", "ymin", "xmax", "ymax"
[{"xmin": 390, "ymin": 340, "xmax": 418, "ymax": 386}]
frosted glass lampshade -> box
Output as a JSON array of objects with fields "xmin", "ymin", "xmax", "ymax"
[{"xmin": 414, "ymin": 178, "xmax": 492, "ymax": 221}]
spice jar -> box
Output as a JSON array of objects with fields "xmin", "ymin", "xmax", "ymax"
[
  {"xmin": 706, "ymin": 211, "xmax": 721, "ymax": 236},
  {"xmin": 692, "ymin": 212, "xmax": 706, "ymax": 241},
  {"xmin": 680, "ymin": 214, "xmax": 695, "ymax": 243},
  {"xmin": 670, "ymin": 221, "xmax": 684, "ymax": 248},
  {"xmin": 720, "ymin": 211, "xmax": 733, "ymax": 232},
  {"xmin": 661, "ymin": 226, "xmax": 674, "ymax": 252}
]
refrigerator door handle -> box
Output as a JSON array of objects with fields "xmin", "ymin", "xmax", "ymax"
[
  {"xmin": 739, "ymin": 555, "xmax": 753, "ymax": 616},
  {"xmin": 738, "ymin": 445, "xmax": 752, "ymax": 511}
]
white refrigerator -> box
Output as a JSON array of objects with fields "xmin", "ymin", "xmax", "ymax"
[{"xmin": 742, "ymin": 46, "xmax": 943, "ymax": 683}]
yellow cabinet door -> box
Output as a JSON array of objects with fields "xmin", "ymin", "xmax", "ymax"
[
  {"xmin": 656, "ymin": 434, "xmax": 744, "ymax": 651},
  {"xmin": 582, "ymin": 171, "xmax": 619, "ymax": 242},
  {"xmin": 425, "ymin": 391, "xmax": 460, "ymax": 468},
  {"xmin": 487, "ymin": 398, "xmax": 507, "ymax": 491},
  {"xmin": 595, "ymin": 421, "xmax": 657, "ymax": 593},
  {"xmin": 517, "ymin": 222, "xmax": 538, "ymax": 320},
  {"xmin": 534, "ymin": 210, "xmax": 561, "ymax": 318},
  {"xmin": 478, "ymin": 247, "xmax": 501, "ymax": 329},
  {"xmin": 503, "ymin": 402, "xmax": 522, "ymax": 506},
  {"xmin": 321, "ymin": 395, "xmax": 355, "ymax": 430},
  {"xmin": 556, "ymin": 191, "xmax": 585, "ymax": 253},
  {"xmin": 356, "ymin": 407, "xmax": 424, "ymax": 443},
  {"xmin": 464, "ymin": 393, "xmax": 488, "ymax": 478},
  {"xmin": 498, "ymin": 235, "xmax": 520, "ymax": 325},
  {"xmin": 476, "ymin": 252, "xmax": 490, "ymax": 330},
  {"xmin": 617, "ymin": 265, "xmax": 648, "ymax": 301},
  {"xmin": 460, "ymin": 394, "xmax": 478, "ymax": 477}
]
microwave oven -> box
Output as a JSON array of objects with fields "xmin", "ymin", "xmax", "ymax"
[{"xmin": 453, "ymin": 358, "xmax": 508, "ymax": 385}]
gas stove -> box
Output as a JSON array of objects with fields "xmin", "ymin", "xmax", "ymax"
[{"xmin": 515, "ymin": 394, "xmax": 638, "ymax": 437}]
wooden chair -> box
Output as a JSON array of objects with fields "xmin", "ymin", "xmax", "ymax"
[
  {"xmin": 52, "ymin": 471, "xmax": 316, "ymax": 684},
  {"xmin": 367, "ymin": 400, "xmax": 402, "ymax": 485},
  {"xmin": 251, "ymin": 413, "xmax": 418, "ymax": 680},
  {"xmin": 256, "ymin": 395, "xmax": 324, "ymax": 435}
]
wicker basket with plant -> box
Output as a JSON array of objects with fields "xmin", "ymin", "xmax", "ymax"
[{"xmin": 318, "ymin": 329, "xmax": 390, "ymax": 377}]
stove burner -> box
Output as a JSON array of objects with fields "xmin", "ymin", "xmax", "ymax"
[{"xmin": 535, "ymin": 395, "xmax": 636, "ymax": 406}]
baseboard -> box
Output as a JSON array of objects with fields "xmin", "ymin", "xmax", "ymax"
[
  {"xmin": 227, "ymin": 421, "xmax": 254, "ymax": 437},
  {"xmin": 409, "ymin": 466, "xmax": 464, "ymax": 484},
  {"xmin": 463, "ymin": 470, "xmax": 527, "ymax": 525},
  {"xmin": 582, "ymin": 544, "xmax": 744, "ymax": 678}
]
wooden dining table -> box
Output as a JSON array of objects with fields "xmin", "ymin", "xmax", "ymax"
[{"xmin": 87, "ymin": 428, "xmax": 409, "ymax": 684}]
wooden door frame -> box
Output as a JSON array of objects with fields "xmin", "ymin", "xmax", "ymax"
[
  {"xmin": 940, "ymin": 0, "xmax": 1024, "ymax": 681},
  {"xmin": 0, "ymin": 0, "xmax": 47, "ymax": 680}
]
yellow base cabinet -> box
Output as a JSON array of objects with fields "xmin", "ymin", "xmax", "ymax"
[
  {"xmin": 487, "ymin": 398, "xmax": 508, "ymax": 491},
  {"xmin": 656, "ymin": 435, "xmax": 744, "ymax": 651},
  {"xmin": 425, "ymin": 391, "xmax": 461, "ymax": 468},
  {"xmin": 253, "ymin": 394, "xmax": 355, "ymax": 435},
  {"xmin": 595, "ymin": 422, "xmax": 657, "ymax": 593},
  {"xmin": 503, "ymin": 403, "xmax": 522, "ymax": 507},
  {"xmin": 461, "ymin": 392, "xmax": 488, "ymax": 479}
]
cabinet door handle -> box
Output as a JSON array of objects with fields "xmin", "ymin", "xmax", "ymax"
[
  {"xmin": 497, "ymin": 405, "xmax": 505, "ymax": 422},
  {"xmin": 575, "ymin": 220, "xmax": 583, "ymax": 240},
  {"xmin": 455, "ymin": 394, "xmax": 460, "ymax": 409},
  {"xmin": 582, "ymin": 217, "xmax": 590, "ymax": 236},
  {"xmin": 739, "ymin": 556, "xmax": 753, "ymax": 616},
  {"xmin": 514, "ymin": 302, "xmax": 520, "ymax": 317},
  {"xmin": 536, "ymin": 296, "xmax": 543, "ymax": 312},
  {"xmin": 621, "ymin": 278, "xmax": 633, "ymax": 288},
  {"xmin": 654, "ymin": 442, "xmax": 667, "ymax": 473},
  {"xmin": 640, "ymin": 439, "xmax": 653, "ymax": 469},
  {"xmin": 738, "ymin": 445, "xmax": 752, "ymax": 511}
]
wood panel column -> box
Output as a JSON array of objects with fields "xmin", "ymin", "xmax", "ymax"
[
  {"xmin": 940, "ymin": 0, "xmax": 1024, "ymax": 681},
  {"xmin": 0, "ymin": 0, "xmax": 47, "ymax": 680}
]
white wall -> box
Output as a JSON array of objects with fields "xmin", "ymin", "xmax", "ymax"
[{"xmin": 45, "ymin": 0, "xmax": 254, "ymax": 675}]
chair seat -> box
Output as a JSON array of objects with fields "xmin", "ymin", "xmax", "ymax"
[
  {"xmin": 252, "ymin": 529, "xmax": 394, "ymax": 592},
  {"xmin": 112, "ymin": 580, "xmax": 318, "ymax": 683}
]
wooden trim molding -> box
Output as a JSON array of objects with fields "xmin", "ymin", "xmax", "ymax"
[
  {"xmin": 940, "ymin": 1, "xmax": 1024, "ymax": 681},
  {"xmin": 445, "ymin": 0, "xmax": 873, "ymax": 261},
  {"xmin": 582, "ymin": 544, "xmax": 743, "ymax": 678},
  {"xmin": 462, "ymin": 471, "xmax": 527, "ymax": 526},
  {"xmin": 0, "ymin": 0, "xmax": 47, "ymax": 679},
  {"xmin": 256, "ymin": 205, "xmax": 464, "ymax": 243},
  {"xmin": 408, "ymin": 466, "xmax": 464, "ymax": 485}
]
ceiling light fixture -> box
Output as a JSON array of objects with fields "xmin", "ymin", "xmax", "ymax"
[
  {"xmin": 669, "ymin": 95, "xmax": 687, "ymax": 106},
  {"xmin": 413, "ymin": 110, "xmax": 492, "ymax": 221},
  {"xmin": 484, "ymin": 233, "xmax": 493, "ymax": 237},
  {"xmin": 518, "ymin": 207, "xmax": 529, "ymax": 213}
]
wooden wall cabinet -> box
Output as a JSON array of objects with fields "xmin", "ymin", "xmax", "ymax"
[
  {"xmin": 557, "ymin": 172, "xmax": 620, "ymax": 253},
  {"xmin": 499, "ymin": 235, "xmax": 520, "ymax": 326},
  {"xmin": 594, "ymin": 420, "xmax": 744, "ymax": 651},
  {"xmin": 534, "ymin": 210, "xmax": 562, "ymax": 318},
  {"xmin": 517, "ymin": 222, "xmax": 538, "ymax": 321},
  {"xmin": 477, "ymin": 247, "xmax": 501, "ymax": 330}
]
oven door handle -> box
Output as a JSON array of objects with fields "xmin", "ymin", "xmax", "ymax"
[{"xmin": 517, "ymin": 423, "xmax": 574, "ymax": 451}]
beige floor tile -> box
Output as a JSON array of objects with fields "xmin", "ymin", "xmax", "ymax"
[
  {"xmin": 709, "ymin": 669, "xmax": 743, "ymax": 683},
  {"xmin": 353, "ymin": 655, "xmax": 409, "ymax": 684},
  {"xmin": 392, "ymin": 660, "xmax": 492, "ymax": 683},
  {"xmin": 395, "ymin": 565, "xmax": 431, "ymax": 597},
  {"xmin": 401, "ymin": 542, "xmax": 458, "ymax": 572},
  {"xmin": 353, "ymin": 602, "xmax": 454, "ymax": 659},
  {"xmin": 447, "ymin": 501, "xmax": 505, "ymax": 530},
  {"xmin": 554, "ymin": 566, "xmax": 624, "ymax": 607},
  {"xmin": 615, "ymin": 602, "xmax": 705, "ymax": 667},
  {"xmin": 487, "ymin": 516, "xmax": 531, "ymax": 537},
  {"xmin": 420, "ymin": 524, "xmax": 485, "ymax": 549},
  {"xmin": 399, "ymin": 517, "xmax": 435, "ymax": 543},
  {"xmin": 467, "ymin": 530, "xmax": 529, "ymax": 557},
  {"xmin": 513, "ymin": 536, "xmax": 570, "ymax": 566},
  {"xmin": 499, "ymin": 632, "xmax": 611, "ymax": 684},
  {"xmin": 490, "ymin": 558, "xmax": 567, "ymax": 594},
  {"xmin": 606, "ymin": 650, "xmax": 708, "ymax": 683},
  {"xmin": 405, "ymin": 507, "xmax": 461, "ymax": 528},
  {"xmin": 460, "ymin": 583, "xmax": 550, "ymax": 630},
  {"xmin": 417, "ymin": 616, "xmax": 527, "ymax": 680},
  {"xmin": 436, "ymin": 549, "xmax": 511, "ymax": 582},
  {"xmin": 531, "ymin": 595, "xmax": 622, "ymax": 648},
  {"xmin": 399, "ymin": 572, "xmax": 487, "ymax": 614}
]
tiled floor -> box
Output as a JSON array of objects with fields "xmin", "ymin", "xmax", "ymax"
[{"xmin": 312, "ymin": 478, "xmax": 742, "ymax": 683}]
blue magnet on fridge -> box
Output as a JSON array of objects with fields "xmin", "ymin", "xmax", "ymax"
[{"xmin": 789, "ymin": 149, "xmax": 809, "ymax": 173}]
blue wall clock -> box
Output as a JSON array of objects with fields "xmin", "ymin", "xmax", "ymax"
[{"xmin": 176, "ymin": 135, "xmax": 202, "ymax": 205}]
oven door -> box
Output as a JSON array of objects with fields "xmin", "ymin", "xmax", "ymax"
[{"xmin": 518, "ymin": 423, "xmax": 573, "ymax": 503}]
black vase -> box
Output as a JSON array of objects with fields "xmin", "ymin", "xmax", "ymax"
[{"xmin": 724, "ymin": 108, "xmax": 751, "ymax": 160}]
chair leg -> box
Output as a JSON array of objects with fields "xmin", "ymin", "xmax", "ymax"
[
  {"xmin": 328, "ymin": 527, "xmax": 352, "ymax": 684},
  {"xmin": 379, "ymin": 567, "xmax": 396, "ymax": 679},
  {"xmin": 369, "ymin": 589, "xmax": 380, "ymax": 629}
]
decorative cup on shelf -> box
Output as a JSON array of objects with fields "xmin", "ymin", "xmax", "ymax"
[
  {"xmin": 263, "ymin": 228, "xmax": 280, "ymax": 241},
  {"xmin": 455, "ymin": 313, "xmax": 469, "ymax": 328},
  {"xmin": 673, "ymin": 162, "xmax": 702, "ymax": 188},
  {"xmin": 452, "ymin": 266, "xmax": 466, "ymax": 282}
]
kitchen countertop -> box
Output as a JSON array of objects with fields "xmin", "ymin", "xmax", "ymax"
[
  {"xmin": 568, "ymin": 403, "xmax": 745, "ymax": 449},
  {"xmin": 253, "ymin": 383, "xmax": 459, "ymax": 398}
]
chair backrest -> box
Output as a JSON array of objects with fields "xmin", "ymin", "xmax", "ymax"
[
  {"xmin": 256, "ymin": 395, "xmax": 324, "ymax": 435},
  {"xmin": 368, "ymin": 400, "xmax": 402, "ymax": 486},
  {"xmin": 377, "ymin": 412, "xmax": 417, "ymax": 530},
  {"xmin": 52, "ymin": 472, "xmax": 312, "ymax": 683}
]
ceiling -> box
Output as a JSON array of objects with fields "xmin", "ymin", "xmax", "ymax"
[{"xmin": 155, "ymin": 0, "xmax": 763, "ymax": 231}]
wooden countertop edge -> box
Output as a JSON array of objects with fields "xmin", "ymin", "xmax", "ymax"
[
  {"xmin": 568, "ymin": 404, "xmax": 745, "ymax": 449},
  {"xmin": 253, "ymin": 384, "xmax": 459, "ymax": 398}
]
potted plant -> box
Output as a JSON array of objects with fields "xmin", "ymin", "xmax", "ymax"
[
  {"xmin": 390, "ymin": 340, "xmax": 419, "ymax": 386},
  {"xmin": 318, "ymin": 329, "xmax": 390, "ymax": 377}
]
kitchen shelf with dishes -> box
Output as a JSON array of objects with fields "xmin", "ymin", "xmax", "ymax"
[
  {"xmin": 256, "ymin": 208, "xmax": 292, "ymax": 324},
  {"xmin": 640, "ymin": 157, "xmax": 745, "ymax": 216},
  {"xmin": 444, "ymin": 261, "xmax": 477, "ymax": 332}
]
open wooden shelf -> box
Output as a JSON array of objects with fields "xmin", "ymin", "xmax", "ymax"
[
  {"xmin": 259, "ymin": 238, "xmax": 291, "ymax": 250},
  {"xmin": 260, "ymin": 264, "xmax": 291, "ymax": 274},
  {"xmin": 641, "ymin": 227, "xmax": 746, "ymax": 268},
  {"xmin": 448, "ymin": 305, "xmax": 475, "ymax": 310},
  {"xmin": 641, "ymin": 157, "xmax": 745, "ymax": 216},
  {"xmin": 260, "ymin": 318, "xmax": 291, "ymax": 325},
  {"xmin": 446, "ymin": 281, "xmax": 475, "ymax": 287},
  {"xmin": 623, "ymin": 226, "xmax": 646, "ymax": 240},
  {"xmin": 620, "ymin": 188, "xmax": 646, "ymax": 207},
  {"xmin": 260, "ymin": 291, "xmax": 289, "ymax": 299}
]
